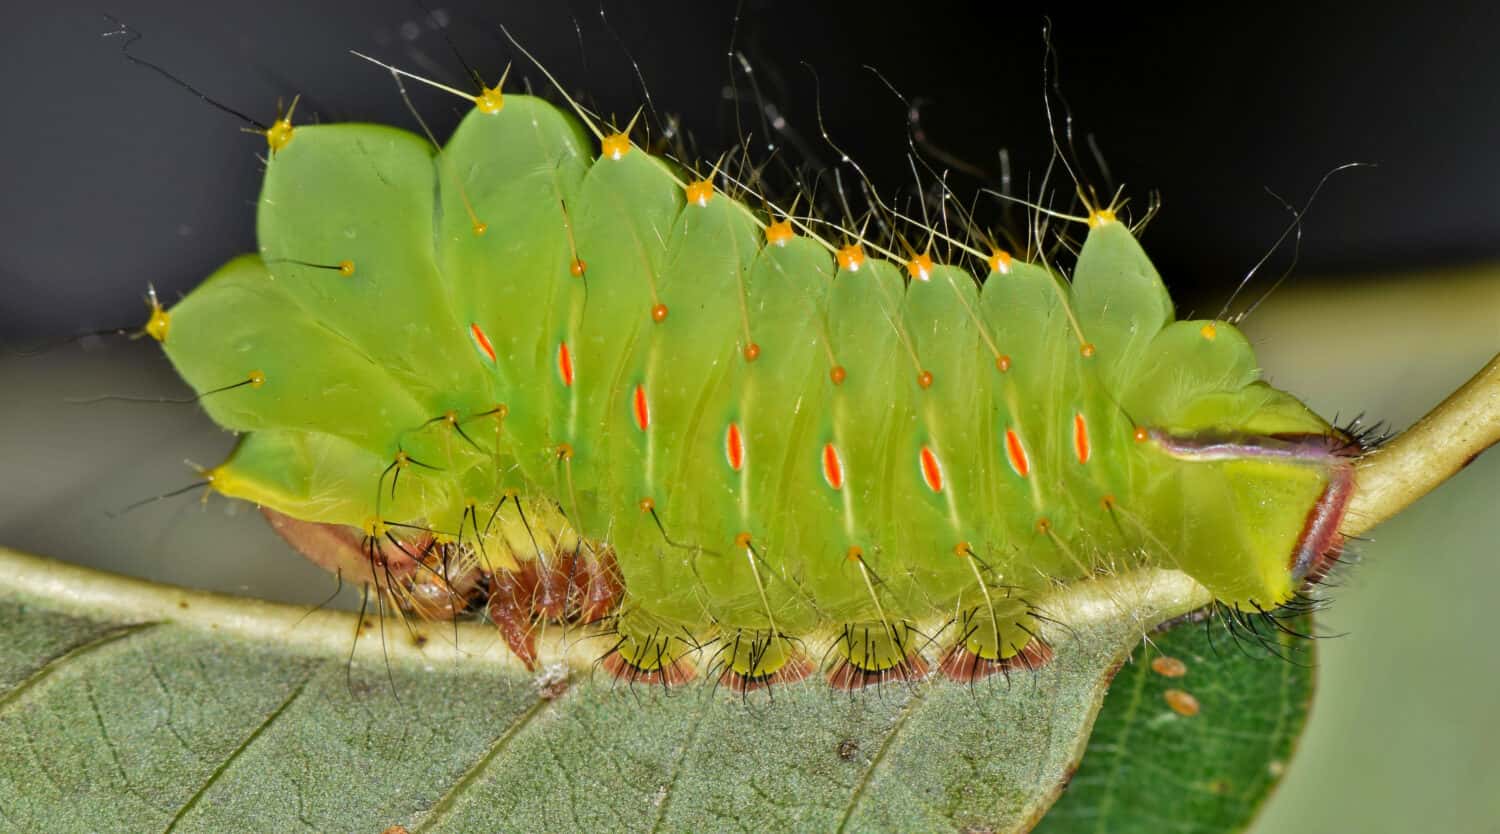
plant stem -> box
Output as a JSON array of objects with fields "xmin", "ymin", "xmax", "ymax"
[{"xmin": 1341, "ymin": 351, "xmax": 1500, "ymax": 538}]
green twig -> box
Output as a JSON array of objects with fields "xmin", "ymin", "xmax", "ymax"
[{"xmin": 1342, "ymin": 351, "xmax": 1500, "ymax": 539}]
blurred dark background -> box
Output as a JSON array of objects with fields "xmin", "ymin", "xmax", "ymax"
[{"xmin": 3, "ymin": 1, "xmax": 1500, "ymax": 341}]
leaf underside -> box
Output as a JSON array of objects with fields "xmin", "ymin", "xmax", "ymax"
[
  {"xmin": 1037, "ymin": 613, "xmax": 1314, "ymax": 834},
  {"xmin": 0, "ymin": 548, "xmax": 1304, "ymax": 834}
]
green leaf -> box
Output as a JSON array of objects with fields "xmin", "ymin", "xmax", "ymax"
[
  {"xmin": 1036, "ymin": 614, "xmax": 1314, "ymax": 834},
  {"xmin": 0, "ymin": 547, "xmax": 1210, "ymax": 834}
]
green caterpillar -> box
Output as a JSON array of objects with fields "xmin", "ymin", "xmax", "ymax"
[{"xmin": 148, "ymin": 69, "xmax": 1354, "ymax": 690}]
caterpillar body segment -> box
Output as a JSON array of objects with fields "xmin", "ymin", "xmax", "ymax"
[{"xmin": 158, "ymin": 91, "xmax": 1353, "ymax": 687}]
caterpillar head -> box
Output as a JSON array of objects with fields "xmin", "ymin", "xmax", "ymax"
[{"xmin": 1076, "ymin": 221, "xmax": 1357, "ymax": 611}]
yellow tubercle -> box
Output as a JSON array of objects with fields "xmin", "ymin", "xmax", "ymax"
[
  {"xmin": 1087, "ymin": 209, "xmax": 1116, "ymax": 228},
  {"xmin": 988, "ymin": 249, "xmax": 1013, "ymax": 275},
  {"xmin": 474, "ymin": 86, "xmax": 505, "ymax": 114},
  {"xmin": 264, "ymin": 118, "xmax": 294, "ymax": 153},
  {"xmin": 1200, "ymin": 322, "xmax": 1218, "ymax": 341},
  {"xmin": 144, "ymin": 305, "xmax": 170, "ymax": 343}
]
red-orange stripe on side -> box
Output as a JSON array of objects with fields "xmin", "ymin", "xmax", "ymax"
[
  {"xmin": 1005, "ymin": 428, "xmax": 1030, "ymax": 477},
  {"xmin": 920, "ymin": 446, "xmax": 943, "ymax": 492},
  {"xmin": 469, "ymin": 323, "xmax": 496, "ymax": 364},
  {"xmin": 556, "ymin": 342, "xmax": 574, "ymax": 387},
  {"xmin": 632, "ymin": 384, "xmax": 649, "ymax": 431},
  {"xmin": 1074, "ymin": 413, "xmax": 1091, "ymax": 464},
  {"xmin": 822, "ymin": 443, "xmax": 844, "ymax": 490},
  {"xmin": 726, "ymin": 422, "xmax": 744, "ymax": 471}
]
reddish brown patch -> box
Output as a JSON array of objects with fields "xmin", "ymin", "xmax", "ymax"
[
  {"xmin": 260, "ymin": 507, "xmax": 415, "ymax": 586},
  {"xmin": 486, "ymin": 571, "xmax": 539, "ymax": 671},
  {"xmin": 937, "ymin": 639, "xmax": 1054, "ymax": 683},
  {"xmin": 826, "ymin": 653, "xmax": 930, "ymax": 690},
  {"xmin": 601, "ymin": 651, "xmax": 697, "ymax": 687},
  {"xmin": 718, "ymin": 654, "xmax": 813, "ymax": 694}
]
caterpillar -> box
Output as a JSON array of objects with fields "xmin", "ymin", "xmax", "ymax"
[{"xmin": 139, "ymin": 42, "xmax": 1356, "ymax": 693}]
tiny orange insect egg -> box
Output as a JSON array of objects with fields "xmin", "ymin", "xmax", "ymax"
[
  {"xmin": 1164, "ymin": 688, "xmax": 1200, "ymax": 717},
  {"xmin": 651, "ymin": 303, "xmax": 669, "ymax": 323},
  {"xmin": 1152, "ymin": 655, "xmax": 1188, "ymax": 678}
]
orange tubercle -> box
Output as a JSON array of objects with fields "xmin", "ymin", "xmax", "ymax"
[
  {"xmin": 765, "ymin": 220, "xmax": 795, "ymax": 246},
  {"xmin": 906, "ymin": 253, "xmax": 934, "ymax": 281},
  {"xmin": 601, "ymin": 133, "xmax": 631, "ymax": 160},
  {"xmin": 651, "ymin": 303, "xmax": 669, "ymax": 323},
  {"xmin": 836, "ymin": 244, "xmax": 865, "ymax": 271},
  {"xmin": 685, "ymin": 179, "xmax": 714, "ymax": 206},
  {"xmin": 570, "ymin": 258, "xmax": 587, "ymax": 277},
  {"xmin": 830, "ymin": 365, "xmax": 847, "ymax": 385},
  {"xmin": 743, "ymin": 342, "xmax": 761, "ymax": 362},
  {"xmin": 988, "ymin": 249, "xmax": 1013, "ymax": 274}
]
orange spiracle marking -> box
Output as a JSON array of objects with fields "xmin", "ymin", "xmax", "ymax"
[
  {"xmin": 469, "ymin": 323, "xmax": 496, "ymax": 364},
  {"xmin": 822, "ymin": 443, "xmax": 845, "ymax": 490},
  {"xmin": 685, "ymin": 179, "xmax": 714, "ymax": 206},
  {"xmin": 600, "ymin": 133, "xmax": 631, "ymax": 160},
  {"xmin": 919, "ymin": 446, "xmax": 943, "ymax": 493},
  {"xmin": 1073, "ymin": 413, "xmax": 1091, "ymax": 464},
  {"xmin": 765, "ymin": 220, "xmax": 795, "ymax": 246},
  {"xmin": 1005, "ymin": 428, "xmax": 1030, "ymax": 477},
  {"xmin": 632, "ymin": 384, "xmax": 649, "ymax": 431},
  {"xmin": 836, "ymin": 244, "xmax": 865, "ymax": 271},
  {"xmin": 988, "ymin": 249, "xmax": 1013, "ymax": 275},
  {"xmin": 906, "ymin": 253, "xmax": 934, "ymax": 281},
  {"xmin": 556, "ymin": 342, "xmax": 574, "ymax": 387},
  {"xmin": 725, "ymin": 422, "xmax": 744, "ymax": 471}
]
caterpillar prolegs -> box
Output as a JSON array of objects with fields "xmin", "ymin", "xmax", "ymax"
[{"xmin": 150, "ymin": 72, "xmax": 1355, "ymax": 691}]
